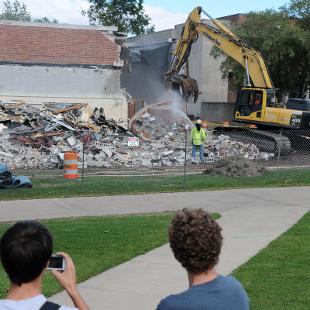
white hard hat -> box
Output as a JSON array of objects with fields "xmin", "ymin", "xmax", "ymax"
[{"xmin": 196, "ymin": 119, "xmax": 202, "ymax": 124}]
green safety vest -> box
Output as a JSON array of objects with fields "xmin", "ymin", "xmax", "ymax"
[{"xmin": 191, "ymin": 127, "xmax": 206, "ymax": 145}]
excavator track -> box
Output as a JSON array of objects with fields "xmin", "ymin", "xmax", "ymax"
[
  {"xmin": 213, "ymin": 127, "xmax": 292, "ymax": 155},
  {"xmin": 283, "ymin": 130, "xmax": 310, "ymax": 151}
]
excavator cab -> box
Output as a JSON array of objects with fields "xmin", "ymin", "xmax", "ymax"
[
  {"xmin": 234, "ymin": 88, "xmax": 281, "ymax": 124},
  {"xmin": 235, "ymin": 88, "xmax": 266, "ymax": 120}
]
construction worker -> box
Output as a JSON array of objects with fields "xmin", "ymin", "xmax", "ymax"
[{"xmin": 191, "ymin": 119, "xmax": 206, "ymax": 162}]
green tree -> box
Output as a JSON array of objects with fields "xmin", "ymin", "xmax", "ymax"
[
  {"xmin": 83, "ymin": 0, "xmax": 154, "ymax": 35},
  {"xmin": 282, "ymin": 0, "xmax": 310, "ymax": 29},
  {"xmin": 0, "ymin": 0, "xmax": 31, "ymax": 21},
  {"xmin": 0, "ymin": 0, "xmax": 59, "ymax": 24},
  {"xmin": 33, "ymin": 17, "xmax": 58, "ymax": 23},
  {"xmin": 283, "ymin": 0, "xmax": 310, "ymax": 94},
  {"xmin": 212, "ymin": 9, "xmax": 310, "ymax": 96}
]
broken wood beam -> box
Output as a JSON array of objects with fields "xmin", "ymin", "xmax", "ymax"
[{"xmin": 54, "ymin": 103, "xmax": 88, "ymax": 114}]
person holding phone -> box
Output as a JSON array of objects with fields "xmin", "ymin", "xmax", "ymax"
[{"xmin": 0, "ymin": 221, "xmax": 90, "ymax": 310}]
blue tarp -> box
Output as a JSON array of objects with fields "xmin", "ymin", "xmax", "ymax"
[{"xmin": 0, "ymin": 163, "xmax": 32, "ymax": 190}]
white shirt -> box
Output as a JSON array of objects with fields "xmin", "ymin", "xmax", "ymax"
[{"xmin": 0, "ymin": 295, "xmax": 77, "ymax": 310}]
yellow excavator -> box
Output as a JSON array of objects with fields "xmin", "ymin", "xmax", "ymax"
[{"xmin": 165, "ymin": 7, "xmax": 310, "ymax": 154}]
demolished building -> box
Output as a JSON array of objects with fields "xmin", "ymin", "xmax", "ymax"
[
  {"xmin": 122, "ymin": 18, "xmax": 239, "ymax": 122},
  {"xmin": 0, "ymin": 19, "xmax": 275, "ymax": 172},
  {"xmin": 0, "ymin": 20, "xmax": 128, "ymax": 126},
  {"xmin": 0, "ymin": 101, "xmax": 274, "ymax": 170}
]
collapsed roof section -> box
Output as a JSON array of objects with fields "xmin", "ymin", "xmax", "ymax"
[{"xmin": 121, "ymin": 41, "xmax": 173, "ymax": 104}]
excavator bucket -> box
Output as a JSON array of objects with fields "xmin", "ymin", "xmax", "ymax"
[
  {"xmin": 169, "ymin": 75, "xmax": 199, "ymax": 103},
  {"xmin": 180, "ymin": 77, "xmax": 199, "ymax": 103}
]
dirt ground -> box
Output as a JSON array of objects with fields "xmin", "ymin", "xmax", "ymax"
[{"xmin": 203, "ymin": 158, "xmax": 265, "ymax": 177}]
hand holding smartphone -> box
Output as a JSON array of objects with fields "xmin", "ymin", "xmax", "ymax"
[
  {"xmin": 49, "ymin": 252, "xmax": 77, "ymax": 293},
  {"xmin": 48, "ymin": 252, "xmax": 91, "ymax": 310},
  {"xmin": 47, "ymin": 254, "xmax": 66, "ymax": 271}
]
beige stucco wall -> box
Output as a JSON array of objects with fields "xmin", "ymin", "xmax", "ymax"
[
  {"xmin": 0, "ymin": 95, "xmax": 128, "ymax": 127},
  {"xmin": 0, "ymin": 64, "xmax": 128, "ymax": 126}
]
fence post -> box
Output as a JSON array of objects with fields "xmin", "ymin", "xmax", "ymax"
[
  {"xmin": 183, "ymin": 127, "xmax": 188, "ymax": 186},
  {"xmin": 82, "ymin": 141, "xmax": 85, "ymax": 183},
  {"xmin": 276, "ymin": 129, "xmax": 282, "ymax": 174}
]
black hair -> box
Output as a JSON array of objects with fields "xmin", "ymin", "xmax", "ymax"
[{"xmin": 0, "ymin": 221, "xmax": 53, "ymax": 286}]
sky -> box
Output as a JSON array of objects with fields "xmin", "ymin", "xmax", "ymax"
[{"xmin": 0, "ymin": 0, "xmax": 290, "ymax": 31}]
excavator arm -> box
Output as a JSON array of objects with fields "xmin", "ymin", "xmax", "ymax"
[{"xmin": 165, "ymin": 7, "xmax": 274, "ymax": 102}]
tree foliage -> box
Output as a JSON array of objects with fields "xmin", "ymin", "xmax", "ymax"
[
  {"xmin": 0, "ymin": 0, "xmax": 31, "ymax": 21},
  {"xmin": 33, "ymin": 17, "xmax": 58, "ymax": 24},
  {"xmin": 83, "ymin": 0, "xmax": 154, "ymax": 35},
  {"xmin": 282, "ymin": 0, "xmax": 310, "ymax": 29},
  {"xmin": 212, "ymin": 1, "xmax": 310, "ymax": 96},
  {"xmin": 0, "ymin": 1, "xmax": 58, "ymax": 23}
]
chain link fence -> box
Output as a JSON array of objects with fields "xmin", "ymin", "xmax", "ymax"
[{"xmin": 1, "ymin": 124, "xmax": 310, "ymax": 200}]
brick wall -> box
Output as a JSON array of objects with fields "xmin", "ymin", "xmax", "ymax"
[{"xmin": 0, "ymin": 24, "xmax": 119, "ymax": 65}]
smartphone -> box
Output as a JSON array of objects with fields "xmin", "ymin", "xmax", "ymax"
[{"xmin": 46, "ymin": 255, "xmax": 66, "ymax": 271}]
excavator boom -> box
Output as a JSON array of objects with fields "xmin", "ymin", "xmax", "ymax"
[{"xmin": 165, "ymin": 7, "xmax": 274, "ymax": 102}]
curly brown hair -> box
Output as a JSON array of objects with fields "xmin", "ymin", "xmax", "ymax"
[{"xmin": 169, "ymin": 208, "xmax": 223, "ymax": 274}]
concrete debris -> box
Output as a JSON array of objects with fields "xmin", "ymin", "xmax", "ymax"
[
  {"xmin": 206, "ymin": 134, "xmax": 275, "ymax": 161},
  {"xmin": 0, "ymin": 150, "xmax": 14, "ymax": 158},
  {"xmin": 202, "ymin": 158, "xmax": 266, "ymax": 177},
  {"xmin": 128, "ymin": 103, "xmax": 274, "ymax": 167},
  {"xmin": 0, "ymin": 101, "xmax": 131, "ymax": 169},
  {"xmin": 67, "ymin": 135, "xmax": 77, "ymax": 147},
  {"xmin": 0, "ymin": 100, "xmax": 274, "ymax": 169}
]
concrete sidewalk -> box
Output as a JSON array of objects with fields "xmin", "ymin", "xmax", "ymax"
[
  {"xmin": 0, "ymin": 186, "xmax": 309, "ymax": 221},
  {"xmin": 1, "ymin": 187, "xmax": 309, "ymax": 309}
]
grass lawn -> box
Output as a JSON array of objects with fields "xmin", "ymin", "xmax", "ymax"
[
  {"xmin": 0, "ymin": 213, "xmax": 219, "ymax": 299},
  {"xmin": 0, "ymin": 214, "xmax": 172, "ymax": 297},
  {"xmin": 0, "ymin": 212, "xmax": 307, "ymax": 308},
  {"xmin": 1, "ymin": 168, "xmax": 310, "ymax": 200},
  {"xmin": 233, "ymin": 212, "xmax": 310, "ymax": 310}
]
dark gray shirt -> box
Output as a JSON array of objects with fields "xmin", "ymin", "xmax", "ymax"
[{"xmin": 156, "ymin": 275, "xmax": 249, "ymax": 310}]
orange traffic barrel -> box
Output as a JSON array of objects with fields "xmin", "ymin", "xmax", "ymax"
[{"xmin": 64, "ymin": 152, "xmax": 79, "ymax": 179}]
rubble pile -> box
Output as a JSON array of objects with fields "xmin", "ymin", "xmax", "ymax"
[
  {"xmin": 0, "ymin": 100, "xmax": 274, "ymax": 170},
  {"xmin": 131, "ymin": 107, "xmax": 274, "ymax": 165},
  {"xmin": 205, "ymin": 134, "xmax": 275, "ymax": 161},
  {"xmin": 130, "ymin": 106, "xmax": 192, "ymax": 167},
  {"xmin": 0, "ymin": 101, "xmax": 131, "ymax": 169},
  {"xmin": 203, "ymin": 158, "xmax": 266, "ymax": 177}
]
